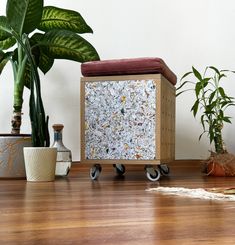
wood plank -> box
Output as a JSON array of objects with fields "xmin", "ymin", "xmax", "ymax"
[{"xmin": 0, "ymin": 160, "xmax": 235, "ymax": 244}]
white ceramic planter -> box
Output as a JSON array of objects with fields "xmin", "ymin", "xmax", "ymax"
[
  {"xmin": 23, "ymin": 147, "xmax": 57, "ymax": 182},
  {"xmin": 0, "ymin": 134, "xmax": 31, "ymax": 178}
]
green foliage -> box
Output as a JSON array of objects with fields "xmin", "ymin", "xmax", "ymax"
[
  {"xmin": 39, "ymin": 6, "xmax": 93, "ymax": 33},
  {"xmin": 177, "ymin": 66, "xmax": 235, "ymax": 154},
  {"xmin": 0, "ymin": 51, "xmax": 12, "ymax": 74},
  {"xmin": 6, "ymin": 0, "xmax": 43, "ymax": 35},
  {"xmin": 23, "ymin": 35, "xmax": 49, "ymax": 147},
  {"xmin": 0, "ymin": 0, "xmax": 100, "ymax": 146}
]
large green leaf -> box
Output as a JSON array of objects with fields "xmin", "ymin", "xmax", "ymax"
[
  {"xmin": 0, "ymin": 16, "xmax": 15, "ymax": 53},
  {"xmin": 6, "ymin": 0, "xmax": 43, "ymax": 35},
  {"xmin": 37, "ymin": 51, "xmax": 54, "ymax": 74},
  {"xmin": 38, "ymin": 30, "xmax": 100, "ymax": 63},
  {"xmin": 39, "ymin": 6, "xmax": 93, "ymax": 34},
  {"xmin": 0, "ymin": 16, "xmax": 12, "ymax": 40},
  {"xmin": 30, "ymin": 33, "xmax": 54, "ymax": 74}
]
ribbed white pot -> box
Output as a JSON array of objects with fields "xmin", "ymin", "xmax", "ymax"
[{"xmin": 23, "ymin": 147, "xmax": 57, "ymax": 182}]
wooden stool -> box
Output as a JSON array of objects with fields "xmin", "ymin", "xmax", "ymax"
[{"xmin": 80, "ymin": 57, "xmax": 177, "ymax": 181}]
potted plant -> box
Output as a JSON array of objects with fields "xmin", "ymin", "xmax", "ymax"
[
  {"xmin": 0, "ymin": 0, "xmax": 100, "ymax": 179},
  {"xmin": 177, "ymin": 66, "xmax": 235, "ymax": 176}
]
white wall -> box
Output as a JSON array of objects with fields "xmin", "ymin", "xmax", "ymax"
[{"xmin": 1, "ymin": 0, "xmax": 235, "ymax": 160}]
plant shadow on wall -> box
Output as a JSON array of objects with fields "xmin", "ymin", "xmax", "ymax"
[
  {"xmin": 177, "ymin": 66, "xmax": 235, "ymax": 176},
  {"xmin": 0, "ymin": 0, "xmax": 99, "ymax": 178}
]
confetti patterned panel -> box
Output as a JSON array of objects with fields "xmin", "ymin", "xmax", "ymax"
[{"xmin": 84, "ymin": 79, "xmax": 156, "ymax": 160}]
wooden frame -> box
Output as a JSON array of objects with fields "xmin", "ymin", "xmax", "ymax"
[{"xmin": 80, "ymin": 74, "xmax": 175, "ymax": 165}]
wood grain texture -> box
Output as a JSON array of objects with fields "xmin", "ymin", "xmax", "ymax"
[
  {"xmin": 158, "ymin": 75, "xmax": 175, "ymax": 162},
  {"xmin": 1, "ymin": 160, "xmax": 235, "ymax": 244}
]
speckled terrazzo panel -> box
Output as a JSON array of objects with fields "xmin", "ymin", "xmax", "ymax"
[{"xmin": 84, "ymin": 79, "xmax": 157, "ymax": 160}]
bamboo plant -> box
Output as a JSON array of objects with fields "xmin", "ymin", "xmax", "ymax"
[
  {"xmin": 177, "ymin": 66, "xmax": 235, "ymax": 154},
  {"xmin": 0, "ymin": 0, "xmax": 99, "ymax": 146}
]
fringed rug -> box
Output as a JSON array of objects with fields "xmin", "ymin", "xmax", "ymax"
[{"xmin": 146, "ymin": 187, "xmax": 235, "ymax": 201}]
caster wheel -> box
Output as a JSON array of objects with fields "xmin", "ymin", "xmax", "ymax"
[
  {"xmin": 145, "ymin": 167, "xmax": 161, "ymax": 181},
  {"xmin": 113, "ymin": 164, "xmax": 125, "ymax": 176},
  {"xmin": 158, "ymin": 164, "xmax": 170, "ymax": 176},
  {"xmin": 90, "ymin": 164, "xmax": 102, "ymax": 180},
  {"xmin": 65, "ymin": 166, "xmax": 70, "ymax": 176}
]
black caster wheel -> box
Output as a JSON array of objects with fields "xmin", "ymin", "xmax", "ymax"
[
  {"xmin": 65, "ymin": 166, "xmax": 71, "ymax": 176},
  {"xmin": 113, "ymin": 164, "xmax": 126, "ymax": 176},
  {"xmin": 158, "ymin": 164, "xmax": 170, "ymax": 176},
  {"xmin": 90, "ymin": 164, "xmax": 102, "ymax": 180}
]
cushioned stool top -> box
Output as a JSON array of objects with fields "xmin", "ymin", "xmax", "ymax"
[{"xmin": 81, "ymin": 57, "xmax": 177, "ymax": 85}]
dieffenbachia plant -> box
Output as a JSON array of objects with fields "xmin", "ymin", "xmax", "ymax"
[{"xmin": 0, "ymin": 0, "xmax": 99, "ymax": 146}]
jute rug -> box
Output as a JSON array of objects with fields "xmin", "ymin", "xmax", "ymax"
[{"xmin": 146, "ymin": 187, "xmax": 235, "ymax": 201}]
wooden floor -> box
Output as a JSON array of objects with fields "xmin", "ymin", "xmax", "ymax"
[{"xmin": 1, "ymin": 161, "xmax": 235, "ymax": 244}]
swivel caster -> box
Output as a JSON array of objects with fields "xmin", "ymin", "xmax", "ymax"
[
  {"xmin": 113, "ymin": 164, "xmax": 126, "ymax": 176},
  {"xmin": 145, "ymin": 165, "xmax": 161, "ymax": 181},
  {"xmin": 90, "ymin": 164, "xmax": 102, "ymax": 180},
  {"xmin": 158, "ymin": 164, "xmax": 170, "ymax": 176}
]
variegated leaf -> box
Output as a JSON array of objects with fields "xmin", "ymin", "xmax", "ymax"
[
  {"xmin": 0, "ymin": 36, "xmax": 16, "ymax": 50},
  {"xmin": 39, "ymin": 6, "xmax": 93, "ymax": 34},
  {"xmin": 38, "ymin": 30, "xmax": 100, "ymax": 62},
  {"xmin": 6, "ymin": 0, "xmax": 43, "ymax": 35},
  {"xmin": 0, "ymin": 16, "xmax": 12, "ymax": 40}
]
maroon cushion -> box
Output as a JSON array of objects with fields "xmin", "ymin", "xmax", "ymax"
[{"xmin": 81, "ymin": 57, "xmax": 177, "ymax": 85}]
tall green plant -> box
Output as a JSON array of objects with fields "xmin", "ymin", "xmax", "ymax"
[
  {"xmin": 177, "ymin": 66, "xmax": 235, "ymax": 154},
  {"xmin": 0, "ymin": 0, "xmax": 99, "ymax": 146}
]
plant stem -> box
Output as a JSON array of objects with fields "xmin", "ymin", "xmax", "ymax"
[
  {"xmin": 10, "ymin": 31, "xmax": 49, "ymax": 146},
  {"xmin": 11, "ymin": 39, "xmax": 29, "ymax": 134},
  {"xmin": 214, "ymin": 73, "xmax": 225, "ymax": 153},
  {"xmin": 214, "ymin": 127, "xmax": 226, "ymax": 154}
]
